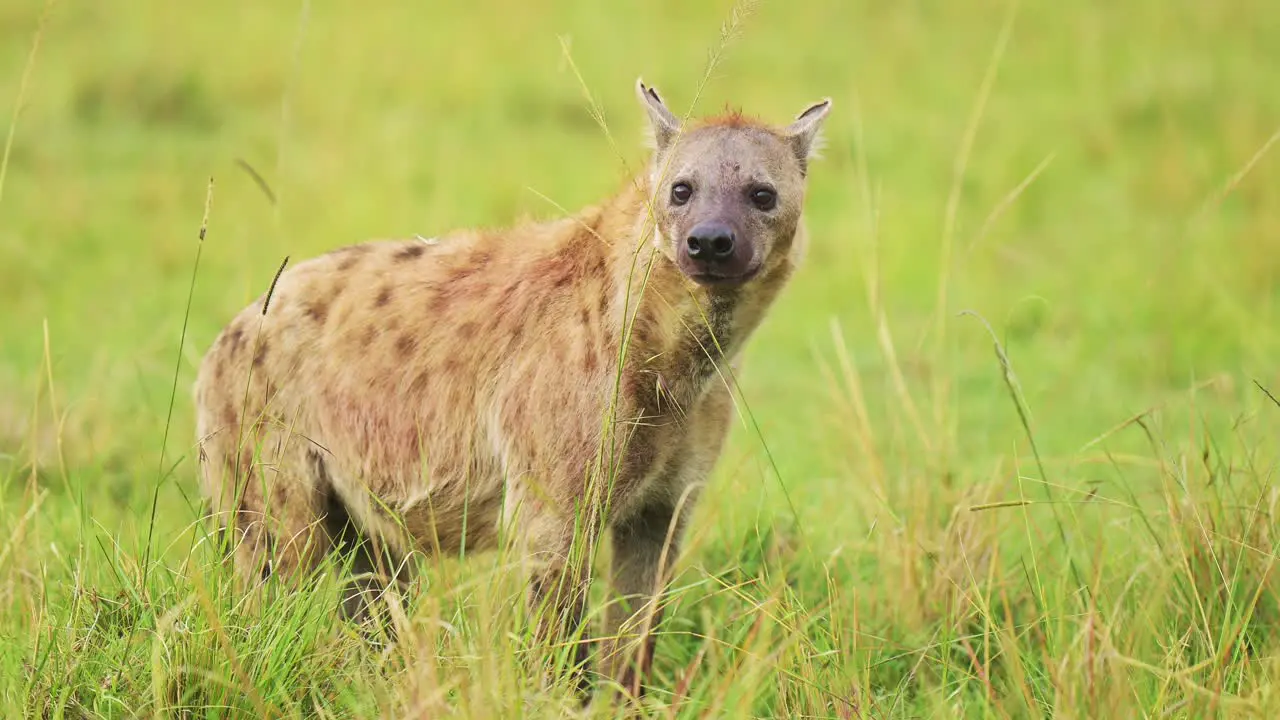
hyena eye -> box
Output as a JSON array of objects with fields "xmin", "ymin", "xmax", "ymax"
[
  {"xmin": 670, "ymin": 182, "xmax": 693, "ymax": 206},
  {"xmin": 750, "ymin": 186, "xmax": 777, "ymax": 211}
]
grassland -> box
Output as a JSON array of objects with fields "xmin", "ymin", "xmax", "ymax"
[{"xmin": 2, "ymin": 0, "xmax": 1280, "ymax": 716}]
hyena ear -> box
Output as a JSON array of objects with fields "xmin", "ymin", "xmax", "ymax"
[
  {"xmin": 636, "ymin": 78, "xmax": 681, "ymax": 152},
  {"xmin": 783, "ymin": 98, "xmax": 833, "ymax": 172}
]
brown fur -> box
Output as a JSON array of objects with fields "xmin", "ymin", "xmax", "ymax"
[
  {"xmin": 193, "ymin": 79, "xmax": 830, "ymax": 700},
  {"xmin": 697, "ymin": 106, "xmax": 763, "ymax": 129}
]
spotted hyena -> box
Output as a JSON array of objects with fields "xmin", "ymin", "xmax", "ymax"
[{"xmin": 194, "ymin": 79, "xmax": 830, "ymax": 697}]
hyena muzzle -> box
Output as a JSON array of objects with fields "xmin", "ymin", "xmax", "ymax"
[{"xmin": 194, "ymin": 78, "xmax": 830, "ymax": 699}]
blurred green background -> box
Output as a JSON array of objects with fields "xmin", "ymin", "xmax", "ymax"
[{"xmin": 2, "ymin": 0, "xmax": 1279, "ymax": 715}]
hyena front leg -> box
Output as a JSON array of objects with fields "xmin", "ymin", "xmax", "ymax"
[
  {"xmin": 507, "ymin": 493, "xmax": 603, "ymax": 697},
  {"xmin": 601, "ymin": 496, "xmax": 692, "ymax": 699},
  {"xmin": 602, "ymin": 389, "xmax": 729, "ymax": 697}
]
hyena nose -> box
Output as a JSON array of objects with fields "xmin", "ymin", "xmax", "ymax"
[{"xmin": 685, "ymin": 222, "xmax": 736, "ymax": 262}]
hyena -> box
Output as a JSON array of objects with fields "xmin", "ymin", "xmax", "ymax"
[{"xmin": 194, "ymin": 79, "xmax": 830, "ymax": 697}]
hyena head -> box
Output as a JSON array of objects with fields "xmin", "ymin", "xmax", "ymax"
[{"xmin": 636, "ymin": 79, "xmax": 831, "ymax": 288}]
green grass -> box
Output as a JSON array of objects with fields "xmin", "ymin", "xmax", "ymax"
[{"xmin": 3, "ymin": 0, "xmax": 1280, "ymax": 716}]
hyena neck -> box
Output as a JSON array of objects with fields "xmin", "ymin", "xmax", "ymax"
[{"xmin": 598, "ymin": 178, "xmax": 800, "ymax": 406}]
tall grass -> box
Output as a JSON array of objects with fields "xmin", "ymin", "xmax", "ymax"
[{"xmin": 2, "ymin": 0, "xmax": 1279, "ymax": 717}]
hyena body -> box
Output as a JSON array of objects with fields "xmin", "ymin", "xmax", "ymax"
[{"xmin": 194, "ymin": 80, "xmax": 830, "ymax": 695}]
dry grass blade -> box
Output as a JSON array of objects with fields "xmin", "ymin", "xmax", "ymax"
[{"xmin": 0, "ymin": 0, "xmax": 57, "ymax": 208}]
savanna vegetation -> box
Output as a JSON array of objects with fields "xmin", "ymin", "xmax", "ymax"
[{"xmin": 2, "ymin": 0, "xmax": 1279, "ymax": 716}]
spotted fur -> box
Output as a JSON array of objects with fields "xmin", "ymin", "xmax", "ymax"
[{"xmin": 193, "ymin": 79, "xmax": 830, "ymax": 699}]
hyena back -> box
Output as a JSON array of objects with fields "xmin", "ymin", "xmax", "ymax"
[{"xmin": 194, "ymin": 79, "xmax": 830, "ymax": 697}]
